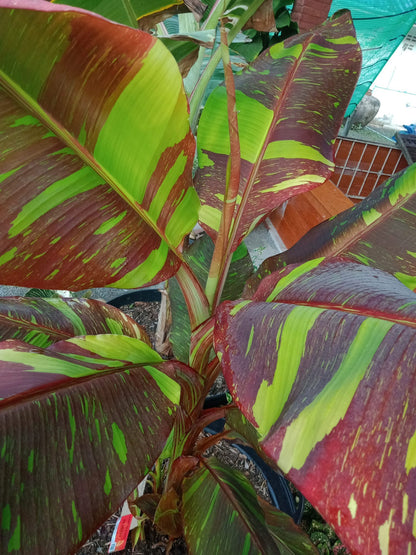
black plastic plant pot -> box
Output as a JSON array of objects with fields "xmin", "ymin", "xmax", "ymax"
[
  {"xmin": 203, "ymin": 413, "xmax": 305, "ymax": 524},
  {"xmin": 107, "ymin": 288, "xmax": 162, "ymax": 307}
]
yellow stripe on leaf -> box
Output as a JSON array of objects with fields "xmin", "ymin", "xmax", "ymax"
[{"xmin": 277, "ymin": 318, "xmax": 394, "ymax": 472}]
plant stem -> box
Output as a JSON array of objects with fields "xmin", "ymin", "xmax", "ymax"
[
  {"xmin": 183, "ymin": 405, "xmax": 231, "ymax": 454},
  {"xmin": 201, "ymin": 0, "xmax": 229, "ymax": 32},
  {"xmin": 175, "ymin": 262, "xmax": 211, "ymax": 329},
  {"xmin": 205, "ymin": 22, "xmax": 241, "ymax": 308},
  {"xmin": 189, "ymin": 317, "xmax": 215, "ymax": 374},
  {"xmin": 194, "ymin": 429, "xmax": 231, "ymax": 455},
  {"xmin": 187, "ymin": 0, "xmax": 230, "ymax": 127},
  {"xmin": 189, "ymin": 0, "xmax": 266, "ymax": 129},
  {"xmin": 189, "ymin": 46, "xmax": 221, "ymax": 130}
]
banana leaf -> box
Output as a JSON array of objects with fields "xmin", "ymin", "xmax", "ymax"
[
  {"xmin": 136, "ymin": 0, "xmax": 207, "ymax": 30},
  {"xmin": 0, "ymin": 296, "xmax": 149, "ymax": 347},
  {"xmin": 181, "ymin": 456, "xmax": 318, "ymax": 553},
  {"xmin": 0, "ymin": 1, "xmax": 198, "ymax": 290},
  {"xmin": 195, "ymin": 10, "xmax": 361, "ymax": 251},
  {"xmin": 215, "ymin": 259, "xmax": 416, "ymax": 553},
  {"xmin": 249, "ymin": 162, "xmax": 416, "ymax": 294},
  {"xmin": 50, "ymin": 0, "xmax": 138, "ymax": 26},
  {"xmin": 169, "ymin": 235, "xmax": 253, "ymax": 362},
  {"xmin": 50, "ymin": 0, "xmax": 207, "ymax": 27},
  {"xmin": 160, "ymin": 30, "xmax": 215, "ymax": 77},
  {"xmin": 0, "ymin": 334, "xmax": 199, "ymax": 553}
]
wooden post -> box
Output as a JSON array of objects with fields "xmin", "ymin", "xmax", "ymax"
[{"xmin": 291, "ymin": 0, "xmax": 333, "ymax": 32}]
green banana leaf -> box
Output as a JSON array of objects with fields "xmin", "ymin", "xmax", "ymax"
[
  {"xmin": 202, "ymin": 0, "xmax": 274, "ymax": 30},
  {"xmin": 50, "ymin": 0, "xmax": 207, "ymax": 28},
  {"xmin": 24, "ymin": 288, "xmax": 64, "ymax": 298},
  {"xmin": 260, "ymin": 498, "xmax": 318, "ymax": 554},
  {"xmin": 0, "ymin": 1, "xmax": 198, "ymax": 290},
  {"xmin": 195, "ymin": 10, "xmax": 361, "ymax": 251},
  {"xmin": 214, "ymin": 259, "xmax": 416, "ymax": 553},
  {"xmin": 0, "ymin": 296, "xmax": 149, "ymax": 347},
  {"xmin": 50, "ymin": 0, "xmax": 138, "ymax": 26},
  {"xmin": 0, "ymin": 333, "xmax": 199, "ymax": 554},
  {"xmin": 181, "ymin": 456, "xmax": 317, "ymax": 553},
  {"xmin": 249, "ymin": 162, "xmax": 416, "ymax": 294},
  {"xmin": 136, "ymin": 0, "xmax": 207, "ymax": 29}
]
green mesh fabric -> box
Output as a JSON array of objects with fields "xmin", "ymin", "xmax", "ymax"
[{"xmin": 329, "ymin": 1, "xmax": 416, "ymax": 116}]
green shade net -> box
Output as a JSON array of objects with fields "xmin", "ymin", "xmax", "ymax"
[{"xmin": 329, "ymin": 1, "xmax": 416, "ymax": 116}]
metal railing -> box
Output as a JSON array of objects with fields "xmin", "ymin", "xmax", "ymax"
[{"xmin": 332, "ymin": 137, "xmax": 408, "ymax": 201}]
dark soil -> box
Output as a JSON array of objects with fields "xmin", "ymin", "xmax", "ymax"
[{"xmin": 121, "ymin": 301, "xmax": 161, "ymax": 348}]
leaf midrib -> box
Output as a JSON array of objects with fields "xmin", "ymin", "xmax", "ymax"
[
  {"xmin": 202, "ymin": 458, "xmax": 278, "ymax": 552},
  {"xmin": 0, "ymin": 70, "xmax": 184, "ymax": 260},
  {"xmin": 327, "ymin": 190, "xmax": 415, "ymax": 259},
  {"xmin": 0, "ymin": 358, "xmax": 172, "ymax": 410},
  {"xmin": 0, "ymin": 313, "xmax": 72, "ymax": 340},
  {"xmin": 229, "ymin": 33, "xmax": 317, "ymax": 249},
  {"xmin": 266, "ymin": 299, "xmax": 416, "ymax": 329}
]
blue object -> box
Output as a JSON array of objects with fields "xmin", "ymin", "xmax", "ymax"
[{"xmin": 329, "ymin": 1, "xmax": 416, "ymax": 116}]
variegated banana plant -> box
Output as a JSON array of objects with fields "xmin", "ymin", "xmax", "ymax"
[{"xmin": 0, "ymin": 1, "xmax": 415, "ymax": 554}]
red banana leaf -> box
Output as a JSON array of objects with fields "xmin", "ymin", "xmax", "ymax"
[
  {"xmin": 181, "ymin": 456, "xmax": 317, "ymax": 554},
  {"xmin": 0, "ymin": 1, "xmax": 198, "ymax": 290},
  {"xmin": 253, "ymin": 258, "xmax": 416, "ymax": 327},
  {"xmin": 0, "ymin": 334, "xmax": 198, "ymax": 554},
  {"xmin": 260, "ymin": 499, "xmax": 319, "ymax": 554},
  {"xmin": 249, "ymin": 162, "xmax": 416, "ymax": 294},
  {"xmin": 0, "ymin": 296, "xmax": 149, "ymax": 347},
  {"xmin": 214, "ymin": 260, "xmax": 416, "ymax": 554},
  {"xmin": 195, "ymin": 10, "xmax": 361, "ymax": 250}
]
